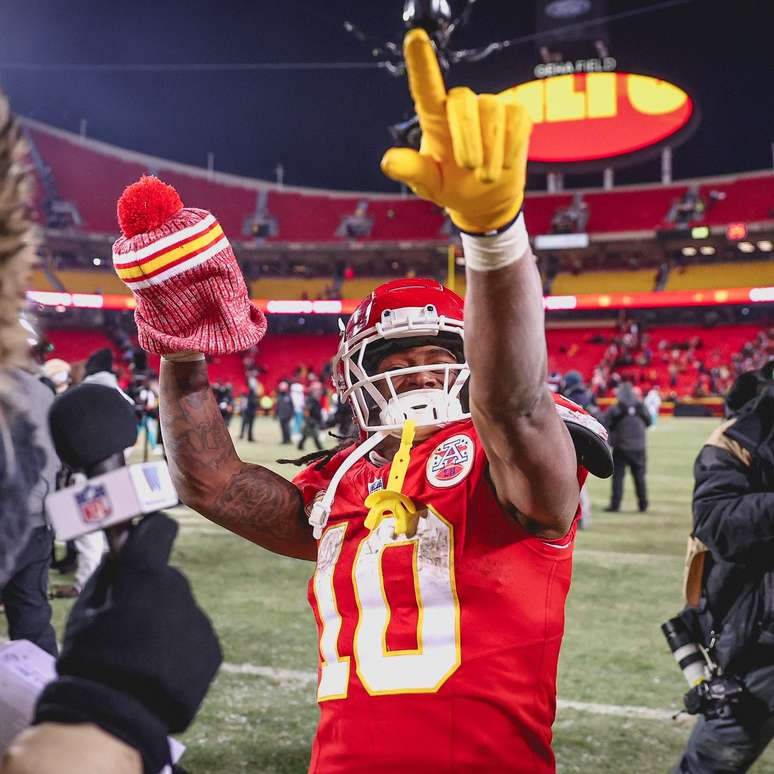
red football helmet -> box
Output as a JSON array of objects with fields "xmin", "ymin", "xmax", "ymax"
[{"xmin": 332, "ymin": 278, "xmax": 469, "ymax": 437}]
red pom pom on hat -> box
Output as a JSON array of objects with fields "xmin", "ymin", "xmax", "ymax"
[{"xmin": 117, "ymin": 175, "xmax": 184, "ymax": 238}]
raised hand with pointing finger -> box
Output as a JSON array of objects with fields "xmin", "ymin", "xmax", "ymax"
[{"xmin": 381, "ymin": 27, "xmax": 532, "ymax": 235}]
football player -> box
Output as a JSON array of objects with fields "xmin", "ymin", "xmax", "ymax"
[{"xmin": 114, "ymin": 28, "xmax": 612, "ymax": 774}]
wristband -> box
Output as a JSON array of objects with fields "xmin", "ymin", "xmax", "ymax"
[
  {"xmin": 161, "ymin": 351, "xmax": 205, "ymax": 363},
  {"xmin": 460, "ymin": 212, "xmax": 530, "ymax": 272}
]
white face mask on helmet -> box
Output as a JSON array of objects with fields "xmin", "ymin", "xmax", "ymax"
[{"xmin": 333, "ymin": 281, "xmax": 470, "ymax": 439}]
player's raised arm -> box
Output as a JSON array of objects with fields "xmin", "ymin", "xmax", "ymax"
[
  {"xmin": 382, "ymin": 29, "xmax": 579, "ymax": 538},
  {"xmin": 112, "ymin": 177, "xmax": 315, "ymax": 560},
  {"xmin": 159, "ymin": 359, "xmax": 313, "ymax": 559}
]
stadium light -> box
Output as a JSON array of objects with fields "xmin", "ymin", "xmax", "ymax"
[
  {"xmin": 749, "ymin": 287, "xmax": 774, "ymax": 302},
  {"xmin": 690, "ymin": 226, "xmax": 709, "ymax": 239},
  {"xmin": 756, "ymin": 240, "xmax": 772, "ymax": 252},
  {"xmin": 699, "ymin": 246, "xmax": 715, "ymax": 256},
  {"xmin": 681, "ymin": 246, "xmax": 697, "ymax": 256},
  {"xmin": 726, "ymin": 223, "xmax": 748, "ymax": 241},
  {"xmin": 92, "ymin": 257, "xmax": 101, "ymax": 266},
  {"xmin": 738, "ymin": 241, "xmax": 755, "ymax": 253}
]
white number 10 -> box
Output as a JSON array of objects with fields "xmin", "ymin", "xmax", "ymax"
[{"xmin": 312, "ymin": 508, "xmax": 460, "ymax": 701}]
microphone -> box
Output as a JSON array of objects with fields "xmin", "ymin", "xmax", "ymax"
[{"xmin": 45, "ymin": 384, "xmax": 178, "ymax": 543}]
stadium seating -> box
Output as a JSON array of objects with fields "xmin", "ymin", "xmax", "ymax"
[
  {"xmin": 547, "ymin": 259, "xmax": 774, "ymax": 295},
  {"xmin": 560, "ymin": 323, "xmax": 765, "ymax": 397},
  {"xmin": 665, "ymin": 260, "xmax": 774, "ymax": 291},
  {"xmin": 31, "ymin": 260, "xmax": 774, "ymax": 300},
  {"xmin": 550, "ymin": 269, "xmax": 657, "ymax": 295},
  {"xmin": 28, "ymin": 268, "xmax": 56, "ymax": 291},
  {"xmin": 42, "ymin": 323, "xmax": 766, "ymax": 402},
  {"xmin": 24, "ymin": 120, "xmax": 774, "ymax": 241},
  {"xmin": 57, "ymin": 270, "xmax": 133, "ymax": 295},
  {"xmin": 249, "ymin": 278, "xmax": 334, "ymax": 299},
  {"xmin": 45, "ymin": 328, "xmax": 119, "ymax": 364}
]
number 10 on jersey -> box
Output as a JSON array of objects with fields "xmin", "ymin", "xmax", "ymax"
[{"xmin": 312, "ymin": 508, "xmax": 461, "ymax": 700}]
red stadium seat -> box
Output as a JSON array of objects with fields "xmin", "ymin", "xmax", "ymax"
[{"xmin": 24, "ymin": 120, "xmax": 774, "ymax": 241}]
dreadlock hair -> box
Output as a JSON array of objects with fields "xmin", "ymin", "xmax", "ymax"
[
  {"xmin": 0, "ymin": 89, "xmax": 37, "ymax": 384},
  {"xmin": 277, "ymin": 430, "xmax": 359, "ymax": 470}
]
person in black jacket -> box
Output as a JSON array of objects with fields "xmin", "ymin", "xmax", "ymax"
[
  {"xmin": 672, "ymin": 361, "xmax": 774, "ymax": 773},
  {"xmin": 297, "ymin": 384, "xmax": 324, "ymax": 451},
  {"xmin": 562, "ymin": 370, "xmax": 599, "ymax": 418},
  {"xmin": 274, "ymin": 380, "xmax": 294, "ymax": 445},
  {"xmin": 239, "ymin": 384, "xmax": 259, "ymax": 443},
  {"xmin": 603, "ymin": 382, "xmax": 651, "ymax": 512}
]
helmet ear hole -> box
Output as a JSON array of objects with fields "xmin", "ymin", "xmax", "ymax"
[{"xmin": 458, "ymin": 380, "xmax": 470, "ymax": 413}]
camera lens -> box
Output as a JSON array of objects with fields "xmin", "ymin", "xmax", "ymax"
[
  {"xmin": 661, "ymin": 616, "xmax": 711, "ymax": 688},
  {"xmin": 661, "ymin": 616, "xmax": 693, "ymax": 650}
]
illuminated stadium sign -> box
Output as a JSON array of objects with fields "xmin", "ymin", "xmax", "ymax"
[
  {"xmin": 502, "ymin": 72, "xmax": 696, "ymax": 167},
  {"xmin": 534, "ymin": 57, "xmax": 617, "ymax": 79}
]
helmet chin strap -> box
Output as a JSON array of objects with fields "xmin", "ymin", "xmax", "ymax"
[{"xmin": 379, "ymin": 389, "xmax": 464, "ymax": 436}]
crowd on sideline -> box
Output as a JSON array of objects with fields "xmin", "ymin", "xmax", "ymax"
[{"xmin": 213, "ymin": 361, "xmax": 354, "ymax": 449}]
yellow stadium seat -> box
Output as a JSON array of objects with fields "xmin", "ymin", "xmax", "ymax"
[
  {"xmin": 250, "ymin": 278, "xmax": 333, "ymax": 299},
  {"xmin": 666, "ymin": 260, "xmax": 774, "ymax": 291},
  {"xmin": 58, "ymin": 270, "xmax": 131, "ymax": 295},
  {"xmin": 28, "ymin": 268, "xmax": 55, "ymax": 291},
  {"xmin": 551, "ymin": 269, "xmax": 656, "ymax": 295}
]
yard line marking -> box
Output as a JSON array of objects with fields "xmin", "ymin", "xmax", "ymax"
[
  {"xmin": 218, "ymin": 659, "xmax": 686, "ymax": 722},
  {"xmin": 556, "ymin": 699, "xmax": 679, "ymax": 721},
  {"xmin": 0, "ymin": 642, "xmax": 684, "ymax": 722},
  {"xmin": 221, "ymin": 662, "xmax": 316, "ymax": 683}
]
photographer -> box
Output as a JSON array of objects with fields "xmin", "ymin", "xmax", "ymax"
[{"xmin": 672, "ymin": 361, "xmax": 774, "ymax": 773}]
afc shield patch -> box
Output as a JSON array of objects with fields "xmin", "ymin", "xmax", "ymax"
[
  {"xmin": 75, "ymin": 484, "xmax": 113, "ymax": 525},
  {"xmin": 426, "ymin": 434, "xmax": 475, "ymax": 488}
]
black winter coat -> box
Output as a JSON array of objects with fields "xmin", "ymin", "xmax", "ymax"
[
  {"xmin": 605, "ymin": 399, "xmax": 651, "ymax": 451},
  {"xmin": 275, "ymin": 393, "xmax": 294, "ymax": 421},
  {"xmin": 690, "ymin": 386, "xmax": 774, "ymax": 672}
]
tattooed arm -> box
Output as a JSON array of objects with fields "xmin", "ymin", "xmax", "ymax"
[{"xmin": 159, "ymin": 360, "xmax": 316, "ymax": 561}]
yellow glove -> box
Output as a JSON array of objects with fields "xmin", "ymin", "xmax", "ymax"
[{"xmin": 380, "ymin": 28, "xmax": 532, "ymax": 235}]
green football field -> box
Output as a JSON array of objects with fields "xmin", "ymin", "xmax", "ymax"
[{"xmin": 24, "ymin": 416, "xmax": 774, "ymax": 773}]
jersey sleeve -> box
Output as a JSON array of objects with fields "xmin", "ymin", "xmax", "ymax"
[{"xmin": 468, "ymin": 420, "xmax": 584, "ymax": 555}]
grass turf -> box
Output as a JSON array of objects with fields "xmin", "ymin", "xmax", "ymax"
[{"xmin": 13, "ymin": 415, "xmax": 774, "ymax": 773}]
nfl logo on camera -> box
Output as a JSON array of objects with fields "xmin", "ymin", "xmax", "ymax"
[
  {"xmin": 142, "ymin": 464, "xmax": 162, "ymax": 492},
  {"xmin": 75, "ymin": 484, "xmax": 113, "ymax": 525}
]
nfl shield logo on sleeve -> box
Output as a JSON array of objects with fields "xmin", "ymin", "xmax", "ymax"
[
  {"xmin": 426, "ymin": 434, "xmax": 475, "ymax": 488},
  {"xmin": 75, "ymin": 484, "xmax": 113, "ymax": 525},
  {"xmin": 368, "ymin": 477, "xmax": 384, "ymax": 494}
]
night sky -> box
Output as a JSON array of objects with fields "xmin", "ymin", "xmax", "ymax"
[{"xmin": 0, "ymin": 0, "xmax": 771, "ymax": 192}]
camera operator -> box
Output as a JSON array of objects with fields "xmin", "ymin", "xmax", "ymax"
[{"xmin": 671, "ymin": 360, "xmax": 774, "ymax": 773}]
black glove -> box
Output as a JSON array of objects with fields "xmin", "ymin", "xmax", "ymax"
[{"xmin": 35, "ymin": 513, "xmax": 223, "ymax": 774}]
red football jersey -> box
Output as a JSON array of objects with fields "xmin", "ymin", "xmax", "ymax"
[{"xmin": 293, "ymin": 418, "xmax": 586, "ymax": 774}]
